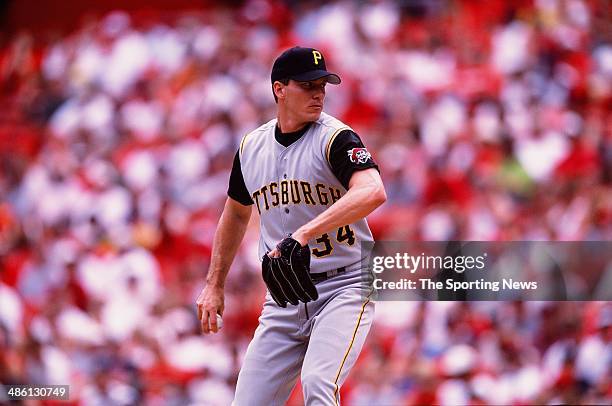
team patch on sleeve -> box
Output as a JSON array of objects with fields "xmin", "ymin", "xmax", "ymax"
[{"xmin": 347, "ymin": 148, "xmax": 372, "ymax": 164}]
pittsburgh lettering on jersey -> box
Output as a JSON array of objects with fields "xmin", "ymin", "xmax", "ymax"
[{"xmin": 251, "ymin": 179, "xmax": 343, "ymax": 214}]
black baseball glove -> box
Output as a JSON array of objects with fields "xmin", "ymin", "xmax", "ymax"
[{"xmin": 261, "ymin": 237, "xmax": 319, "ymax": 307}]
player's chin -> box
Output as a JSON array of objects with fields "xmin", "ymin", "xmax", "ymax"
[{"xmin": 305, "ymin": 108, "xmax": 322, "ymax": 121}]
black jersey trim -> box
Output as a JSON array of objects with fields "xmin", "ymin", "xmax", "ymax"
[
  {"xmin": 227, "ymin": 149, "xmax": 254, "ymax": 206},
  {"xmin": 325, "ymin": 126, "xmax": 351, "ymax": 164}
]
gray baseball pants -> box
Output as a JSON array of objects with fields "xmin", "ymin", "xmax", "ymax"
[{"xmin": 233, "ymin": 267, "xmax": 375, "ymax": 406}]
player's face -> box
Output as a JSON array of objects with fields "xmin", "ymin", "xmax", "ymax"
[{"xmin": 284, "ymin": 78, "xmax": 327, "ymax": 122}]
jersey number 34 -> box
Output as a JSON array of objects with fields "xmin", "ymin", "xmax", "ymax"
[{"xmin": 311, "ymin": 225, "xmax": 355, "ymax": 257}]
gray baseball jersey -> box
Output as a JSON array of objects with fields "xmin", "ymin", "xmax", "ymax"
[
  {"xmin": 228, "ymin": 111, "xmax": 378, "ymax": 405},
  {"xmin": 232, "ymin": 112, "xmax": 376, "ymax": 273}
]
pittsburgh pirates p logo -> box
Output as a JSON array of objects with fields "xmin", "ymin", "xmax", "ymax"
[{"xmin": 312, "ymin": 50, "xmax": 322, "ymax": 65}]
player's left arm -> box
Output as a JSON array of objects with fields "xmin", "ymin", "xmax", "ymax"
[{"xmin": 291, "ymin": 167, "xmax": 386, "ymax": 246}]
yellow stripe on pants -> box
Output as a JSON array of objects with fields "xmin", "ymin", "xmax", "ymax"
[{"xmin": 332, "ymin": 289, "xmax": 373, "ymax": 405}]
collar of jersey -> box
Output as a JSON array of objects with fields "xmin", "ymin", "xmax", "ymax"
[{"xmin": 274, "ymin": 122, "xmax": 312, "ymax": 148}]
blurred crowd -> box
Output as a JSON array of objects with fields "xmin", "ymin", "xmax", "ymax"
[{"xmin": 0, "ymin": 0, "xmax": 610, "ymax": 404}]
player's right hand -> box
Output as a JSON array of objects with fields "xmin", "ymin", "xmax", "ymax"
[{"xmin": 196, "ymin": 285, "xmax": 224, "ymax": 334}]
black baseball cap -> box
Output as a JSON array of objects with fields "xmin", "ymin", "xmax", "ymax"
[{"xmin": 271, "ymin": 46, "xmax": 341, "ymax": 85}]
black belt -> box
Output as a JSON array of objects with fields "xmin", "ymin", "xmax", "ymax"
[{"xmin": 310, "ymin": 267, "xmax": 346, "ymax": 283}]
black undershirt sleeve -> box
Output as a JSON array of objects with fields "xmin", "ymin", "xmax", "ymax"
[
  {"xmin": 328, "ymin": 130, "xmax": 379, "ymax": 190},
  {"xmin": 227, "ymin": 150, "xmax": 254, "ymax": 206}
]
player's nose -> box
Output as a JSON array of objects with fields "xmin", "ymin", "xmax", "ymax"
[{"xmin": 313, "ymin": 87, "xmax": 324, "ymax": 101}]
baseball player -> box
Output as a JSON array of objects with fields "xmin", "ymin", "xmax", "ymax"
[{"xmin": 196, "ymin": 46, "xmax": 386, "ymax": 405}]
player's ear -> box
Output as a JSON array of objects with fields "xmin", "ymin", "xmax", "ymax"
[{"xmin": 273, "ymin": 81, "xmax": 286, "ymax": 100}]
